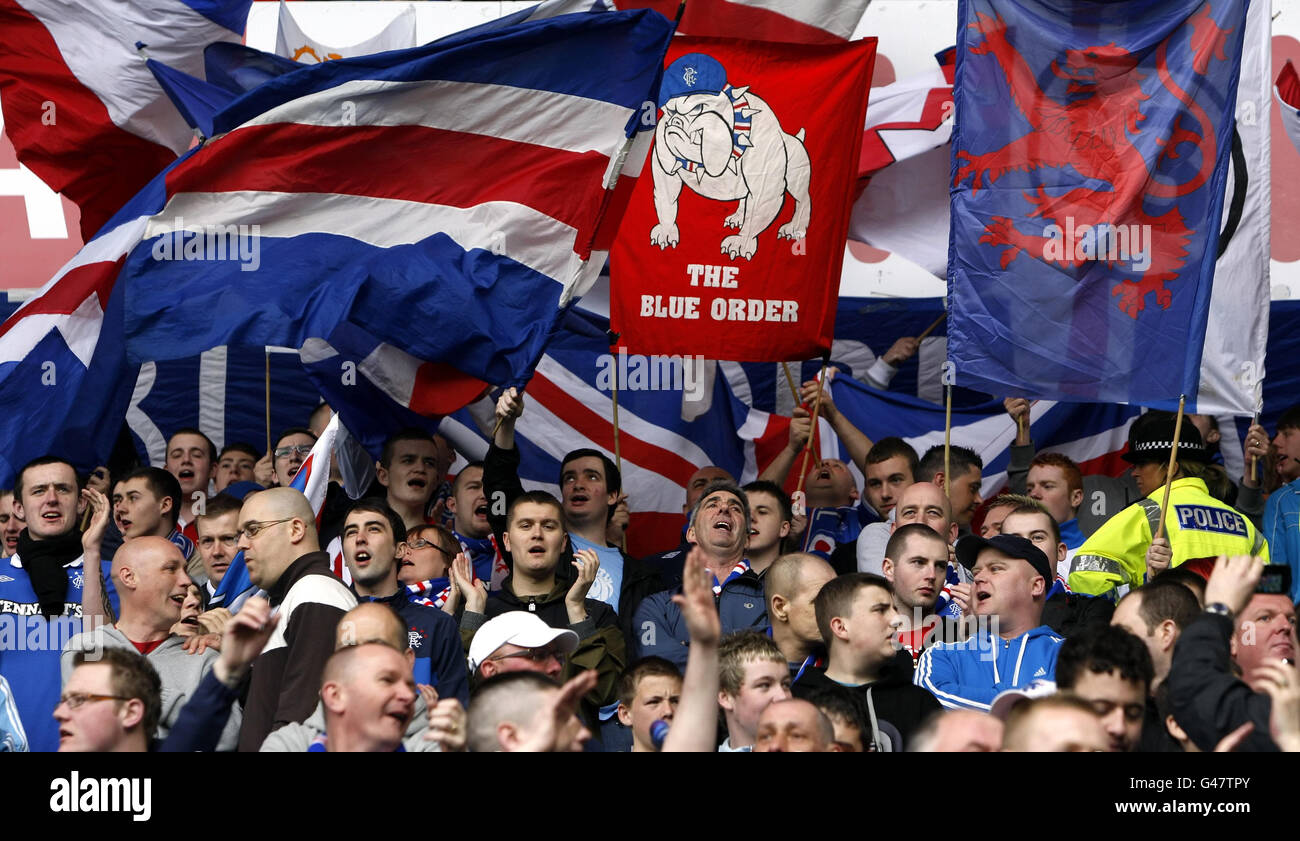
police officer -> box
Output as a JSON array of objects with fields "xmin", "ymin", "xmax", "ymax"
[{"xmin": 1069, "ymin": 414, "xmax": 1268, "ymax": 600}]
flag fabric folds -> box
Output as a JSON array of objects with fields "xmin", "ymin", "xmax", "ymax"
[
  {"xmin": 0, "ymin": 0, "xmax": 252, "ymax": 239},
  {"xmin": 1276, "ymin": 60, "xmax": 1300, "ymax": 156},
  {"xmin": 123, "ymin": 10, "xmax": 674, "ymax": 390},
  {"xmin": 609, "ymin": 36, "xmax": 876, "ymax": 361},
  {"xmin": 615, "ymin": 0, "xmax": 871, "ymax": 44},
  {"xmin": 0, "ymin": 10, "xmax": 674, "ymax": 486},
  {"xmin": 275, "ymin": 0, "xmax": 416, "ymax": 64},
  {"xmin": 848, "ymin": 48, "xmax": 956, "ymax": 278},
  {"xmin": 947, "ymin": 0, "xmax": 1251, "ymax": 410}
]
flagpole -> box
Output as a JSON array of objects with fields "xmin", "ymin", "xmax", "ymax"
[
  {"xmin": 1250, "ymin": 410, "xmax": 1261, "ymax": 483},
  {"xmin": 265, "ymin": 350, "xmax": 272, "ymax": 457},
  {"xmin": 1154, "ymin": 394, "xmax": 1187, "ymax": 542},
  {"xmin": 794, "ymin": 358, "xmax": 829, "ymax": 499},
  {"xmin": 611, "ymin": 365, "xmax": 622, "ymax": 474},
  {"xmin": 944, "ymin": 384, "xmax": 952, "ymax": 500},
  {"xmin": 781, "ymin": 362, "xmax": 801, "ymax": 406},
  {"xmin": 917, "ymin": 312, "xmax": 947, "ymax": 342}
]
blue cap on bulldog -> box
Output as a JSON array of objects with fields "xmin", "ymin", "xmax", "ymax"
[{"xmin": 658, "ymin": 53, "xmax": 727, "ymax": 108}]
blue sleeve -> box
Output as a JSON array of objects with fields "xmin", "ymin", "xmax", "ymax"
[
  {"xmin": 432, "ymin": 618, "xmax": 470, "ymax": 707},
  {"xmin": 1264, "ymin": 489, "xmax": 1300, "ymax": 603},
  {"xmin": 157, "ymin": 671, "xmax": 239, "ymax": 752},
  {"xmin": 631, "ymin": 590, "xmax": 688, "ymax": 669},
  {"xmin": 914, "ymin": 646, "xmax": 995, "ymax": 711},
  {"xmin": 0, "ymin": 675, "xmax": 28, "ymax": 752}
]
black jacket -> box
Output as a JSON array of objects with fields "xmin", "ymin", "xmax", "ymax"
[
  {"xmin": 792, "ymin": 650, "xmax": 941, "ymax": 751},
  {"xmin": 461, "ymin": 576, "xmax": 627, "ymax": 722},
  {"xmin": 482, "ymin": 441, "xmax": 664, "ymax": 642},
  {"xmin": 238, "ymin": 551, "xmax": 356, "ymax": 751},
  {"xmin": 1167, "ymin": 612, "xmax": 1279, "ymax": 752},
  {"xmin": 1041, "ymin": 591, "xmax": 1114, "ymax": 638}
]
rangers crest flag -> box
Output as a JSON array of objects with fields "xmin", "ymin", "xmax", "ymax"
[
  {"xmin": 609, "ymin": 36, "xmax": 875, "ymax": 362},
  {"xmin": 946, "ymin": 0, "xmax": 1252, "ymax": 410}
]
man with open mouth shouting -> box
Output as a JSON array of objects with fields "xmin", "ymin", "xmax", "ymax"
[
  {"xmin": 61, "ymin": 535, "xmax": 240, "ymax": 750},
  {"xmin": 376, "ymin": 430, "xmax": 444, "ymax": 533},
  {"xmin": 632, "ymin": 481, "xmax": 769, "ymax": 670}
]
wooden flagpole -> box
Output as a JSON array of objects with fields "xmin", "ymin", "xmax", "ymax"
[
  {"xmin": 944, "ymin": 384, "xmax": 953, "ymax": 499},
  {"xmin": 1154, "ymin": 395, "xmax": 1187, "ymax": 541},
  {"xmin": 781, "ymin": 362, "xmax": 801, "ymax": 406},
  {"xmin": 611, "ymin": 357, "xmax": 622, "ymax": 474},
  {"xmin": 265, "ymin": 351, "xmax": 272, "ymax": 457},
  {"xmin": 917, "ymin": 312, "xmax": 947, "ymax": 342},
  {"xmin": 793, "ymin": 359, "xmax": 829, "ymax": 498}
]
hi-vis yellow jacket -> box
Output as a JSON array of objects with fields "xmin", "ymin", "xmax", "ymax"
[{"xmin": 1068, "ymin": 478, "xmax": 1268, "ymax": 599}]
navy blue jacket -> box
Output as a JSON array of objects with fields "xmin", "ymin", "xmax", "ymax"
[
  {"xmin": 363, "ymin": 590, "xmax": 469, "ymax": 706},
  {"xmin": 631, "ymin": 561, "xmax": 767, "ymax": 669}
]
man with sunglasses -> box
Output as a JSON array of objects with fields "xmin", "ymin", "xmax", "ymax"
[
  {"xmin": 340, "ymin": 501, "xmax": 468, "ymax": 705},
  {"xmin": 468, "ymin": 611, "xmax": 579, "ymax": 682},
  {"xmin": 235, "ymin": 487, "xmax": 357, "ymax": 751}
]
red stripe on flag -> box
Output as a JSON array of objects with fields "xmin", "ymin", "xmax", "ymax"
[
  {"xmin": 0, "ymin": 0, "xmax": 175, "ymax": 239},
  {"xmin": 164, "ymin": 123, "xmax": 611, "ymax": 238},
  {"xmin": 0, "ymin": 257, "xmax": 120, "ymax": 338},
  {"xmin": 616, "ymin": 0, "xmax": 844, "ymax": 44},
  {"xmin": 1279, "ymin": 60, "xmax": 1300, "ymax": 108},
  {"xmin": 528, "ymin": 369, "xmax": 702, "ymax": 486},
  {"xmin": 409, "ymin": 361, "xmax": 489, "ymax": 416}
]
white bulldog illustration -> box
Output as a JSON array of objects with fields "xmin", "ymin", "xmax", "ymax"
[{"xmin": 650, "ymin": 53, "xmax": 812, "ymax": 261}]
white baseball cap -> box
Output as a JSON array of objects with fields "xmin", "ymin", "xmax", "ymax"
[
  {"xmin": 990, "ymin": 679, "xmax": 1058, "ymax": 720},
  {"xmin": 467, "ymin": 611, "xmax": 579, "ymax": 673}
]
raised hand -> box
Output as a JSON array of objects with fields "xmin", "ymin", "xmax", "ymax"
[
  {"xmin": 450, "ymin": 551, "xmax": 486, "ymax": 614},
  {"xmin": 565, "ymin": 548, "xmax": 600, "ymax": 624}
]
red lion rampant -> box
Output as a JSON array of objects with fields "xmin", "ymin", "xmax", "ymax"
[{"xmin": 953, "ymin": 6, "xmax": 1234, "ymax": 318}]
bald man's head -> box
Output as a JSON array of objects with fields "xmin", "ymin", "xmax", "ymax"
[
  {"xmin": 319, "ymin": 642, "xmax": 417, "ymax": 752},
  {"xmin": 892, "ymin": 482, "xmax": 957, "ymax": 544},
  {"xmin": 765, "ymin": 553, "xmax": 837, "ymax": 653},
  {"xmin": 110, "ymin": 536, "xmax": 191, "ymax": 632},
  {"xmin": 236, "ymin": 487, "xmax": 320, "ymax": 588},
  {"xmin": 753, "ymin": 699, "xmax": 836, "ymax": 752},
  {"xmin": 246, "ymin": 486, "xmax": 316, "ymax": 522},
  {"xmin": 336, "ymin": 602, "xmax": 408, "ymax": 652}
]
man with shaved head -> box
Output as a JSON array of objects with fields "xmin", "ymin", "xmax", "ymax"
[
  {"xmin": 236, "ymin": 487, "xmax": 357, "ymax": 751},
  {"xmin": 909, "ymin": 709, "xmax": 1004, "ymax": 752},
  {"xmin": 862, "ymin": 482, "xmax": 967, "ymax": 622},
  {"xmin": 60, "ymin": 536, "xmax": 240, "ymax": 749},
  {"xmin": 261, "ymin": 603, "xmax": 466, "ymax": 752},
  {"xmin": 765, "ymin": 552, "xmax": 837, "ymax": 678},
  {"xmin": 752, "ymin": 698, "xmax": 841, "ymax": 752}
]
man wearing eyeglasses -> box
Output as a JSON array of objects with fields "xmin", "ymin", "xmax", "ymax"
[
  {"xmin": 55, "ymin": 647, "xmax": 161, "ymax": 752},
  {"xmin": 467, "ymin": 611, "xmax": 579, "ymax": 682},
  {"xmin": 235, "ymin": 487, "xmax": 357, "ymax": 751},
  {"xmin": 340, "ymin": 501, "xmax": 469, "ymax": 705},
  {"xmin": 271, "ymin": 428, "xmax": 317, "ymax": 486}
]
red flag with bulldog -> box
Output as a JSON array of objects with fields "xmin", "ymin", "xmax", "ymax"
[{"xmin": 610, "ymin": 36, "xmax": 875, "ymax": 362}]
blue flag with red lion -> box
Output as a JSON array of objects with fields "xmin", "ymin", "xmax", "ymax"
[{"xmin": 946, "ymin": 0, "xmax": 1250, "ymax": 409}]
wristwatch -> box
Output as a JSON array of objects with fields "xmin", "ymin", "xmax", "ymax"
[{"xmin": 1205, "ymin": 602, "xmax": 1234, "ymax": 621}]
